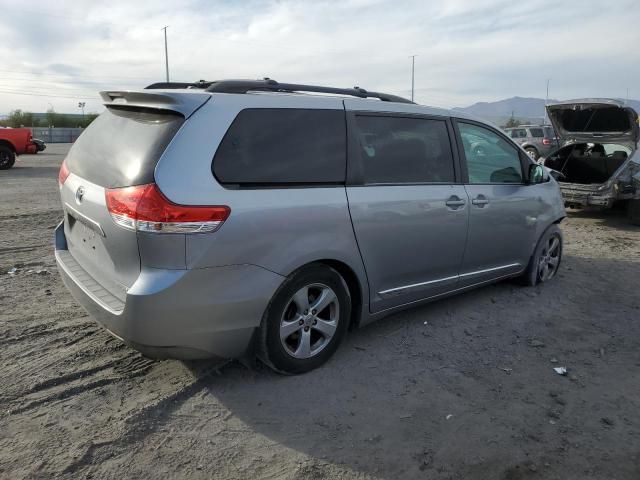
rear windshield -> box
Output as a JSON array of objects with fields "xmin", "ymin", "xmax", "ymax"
[
  {"xmin": 528, "ymin": 128, "xmax": 544, "ymax": 137},
  {"xmin": 65, "ymin": 107, "xmax": 184, "ymax": 188},
  {"xmin": 554, "ymin": 107, "xmax": 631, "ymax": 133}
]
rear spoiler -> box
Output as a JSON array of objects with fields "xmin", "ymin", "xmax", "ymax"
[{"xmin": 99, "ymin": 90, "xmax": 210, "ymax": 118}]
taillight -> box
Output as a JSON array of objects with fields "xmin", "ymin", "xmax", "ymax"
[
  {"xmin": 542, "ymin": 138, "xmax": 552, "ymax": 146},
  {"xmin": 58, "ymin": 160, "xmax": 70, "ymax": 187},
  {"xmin": 105, "ymin": 183, "xmax": 230, "ymax": 234}
]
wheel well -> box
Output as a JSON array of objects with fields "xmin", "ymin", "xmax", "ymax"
[
  {"xmin": 315, "ymin": 259, "xmax": 363, "ymax": 331},
  {"xmin": 524, "ymin": 145, "xmax": 538, "ymax": 152},
  {"xmin": 0, "ymin": 140, "xmax": 16, "ymax": 152}
]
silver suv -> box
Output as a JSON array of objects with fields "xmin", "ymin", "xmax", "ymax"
[
  {"xmin": 55, "ymin": 79, "xmax": 566, "ymax": 374},
  {"xmin": 503, "ymin": 125, "xmax": 559, "ymax": 160}
]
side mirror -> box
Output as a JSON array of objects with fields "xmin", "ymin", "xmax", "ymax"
[{"xmin": 528, "ymin": 163, "xmax": 547, "ymax": 184}]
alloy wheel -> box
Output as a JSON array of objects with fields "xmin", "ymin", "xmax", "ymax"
[
  {"xmin": 279, "ymin": 283, "xmax": 340, "ymax": 359},
  {"xmin": 538, "ymin": 235, "xmax": 561, "ymax": 282}
]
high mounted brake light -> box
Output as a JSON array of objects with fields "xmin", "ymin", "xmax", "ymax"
[{"xmin": 105, "ymin": 183, "xmax": 230, "ymax": 234}]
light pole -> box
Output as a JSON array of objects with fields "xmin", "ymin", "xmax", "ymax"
[
  {"xmin": 162, "ymin": 26, "xmax": 170, "ymax": 82},
  {"xmin": 78, "ymin": 102, "xmax": 86, "ymax": 126},
  {"xmin": 409, "ymin": 55, "xmax": 417, "ymax": 102},
  {"xmin": 544, "ymin": 78, "xmax": 551, "ymax": 124}
]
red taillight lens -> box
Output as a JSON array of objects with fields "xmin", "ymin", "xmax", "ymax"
[
  {"xmin": 542, "ymin": 138, "xmax": 552, "ymax": 146},
  {"xmin": 58, "ymin": 160, "xmax": 70, "ymax": 186},
  {"xmin": 105, "ymin": 183, "xmax": 230, "ymax": 234}
]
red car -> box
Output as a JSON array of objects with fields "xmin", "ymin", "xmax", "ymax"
[{"xmin": 0, "ymin": 127, "xmax": 37, "ymax": 169}]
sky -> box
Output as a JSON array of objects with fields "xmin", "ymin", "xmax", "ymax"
[{"xmin": 0, "ymin": 0, "xmax": 638, "ymax": 114}]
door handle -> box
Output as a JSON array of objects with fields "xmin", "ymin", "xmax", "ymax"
[
  {"xmin": 471, "ymin": 195, "xmax": 489, "ymax": 207},
  {"xmin": 445, "ymin": 196, "xmax": 466, "ymax": 209}
]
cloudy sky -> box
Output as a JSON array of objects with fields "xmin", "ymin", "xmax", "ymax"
[{"xmin": 0, "ymin": 0, "xmax": 638, "ymax": 114}]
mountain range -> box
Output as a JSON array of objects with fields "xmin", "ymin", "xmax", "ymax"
[{"xmin": 453, "ymin": 96, "xmax": 640, "ymax": 126}]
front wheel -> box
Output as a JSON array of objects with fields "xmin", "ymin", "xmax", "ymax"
[
  {"xmin": 0, "ymin": 146, "xmax": 15, "ymax": 170},
  {"xmin": 256, "ymin": 264, "xmax": 351, "ymax": 374},
  {"xmin": 521, "ymin": 225, "xmax": 563, "ymax": 286}
]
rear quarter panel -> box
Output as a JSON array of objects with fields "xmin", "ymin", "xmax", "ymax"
[{"xmin": 153, "ymin": 93, "xmax": 370, "ymax": 311}]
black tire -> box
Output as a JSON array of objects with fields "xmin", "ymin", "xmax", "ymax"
[
  {"xmin": 521, "ymin": 224, "xmax": 563, "ymax": 286},
  {"xmin": 257, "ymin": 264, "xmax": 351, "ymax": 374},
  {"xmin": 0, "ymin": 146, "xmax": 15, "ymax": 170},
  {"xmin": 628, "ymin": 199, "xmax": 640, "ymax": 226},
  {"xmin": 525, "ymin": 147, "xmax": 539, "ymax": 160}
]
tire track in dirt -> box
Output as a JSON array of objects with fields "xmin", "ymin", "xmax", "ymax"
[
  {"xmin": 5, "ymin": 354, "xmax": 157, "ymax": 416},
  {"xmin": 60, "ymin": 361, "xmax": 230, "ymax": 476}
]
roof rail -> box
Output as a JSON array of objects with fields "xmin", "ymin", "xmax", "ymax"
[
  {"xmin": 145, "ymin": 80, "xmax": 213, "ymax": 90},
  {"xmin": 145, "ymin": 78, "xmax": 415, "ymax": 104}
]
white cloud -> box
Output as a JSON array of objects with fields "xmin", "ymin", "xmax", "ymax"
[{"xmin": 0, "ymin": 0, "xmax": 638, "ymax": 114}]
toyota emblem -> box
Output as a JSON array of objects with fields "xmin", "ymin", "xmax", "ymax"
[{"xmin": 75, "ymin": 186, "xmax": 85, "ymax": 204}]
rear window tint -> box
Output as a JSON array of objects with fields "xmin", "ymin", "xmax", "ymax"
[
  {"xmin": 555, "ymin": 107, "xmax": 631, "ymax": 132},
  {"xmin": 213, "ymin": 109, "xmax": 346, "ymax": 186},
  {"xmin": 529, "ymin": 128, "xmax": 544, "ymax": 137},
  {"xmin": 355, "ymin": 116, "xmax": 455, "ymax": 184},
  {"xmin": 65, "ymin": 107, "xmax": 184, "ymax": 188}
]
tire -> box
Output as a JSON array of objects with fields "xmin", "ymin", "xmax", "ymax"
[
  {"xmin": 257, "ymin": 264, "xmax": 351, "ymax": 374},
  {"xmin": 0, "ymin": 146, "xmax": 15, "ymax": 170},
  {"xmin": 525, "ymin": 147, "xmax": 539, "ymax": 160},
  {"xmin": 628, "ymin": 199, "xmax": 640, "ymax": 226},
  {"xmin": 521, "ymin": 224, "xmax": 563, "ymax": 286}
]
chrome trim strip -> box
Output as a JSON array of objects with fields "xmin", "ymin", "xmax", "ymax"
[
  {"xmin": 64, "ymin": 203, "xmax": 106, "ymax": 237},
  {"xmin": 379, "ymin": 274, "xmax": 458, "ymax": 296},
  {"xmin": 459, "ymin": 263, "xmax": 521, "ymax": 278},
  {"xmin": 378, "ymin": 263, "xmax": 521, "ymax": 296},
  {"xmin": 375, "ymin": 271, "xmax": 520, "ymax": 315}
]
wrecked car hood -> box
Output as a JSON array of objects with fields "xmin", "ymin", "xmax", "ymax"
[{"xmin": 546, "ymin": 99, "xmax": 639, "ymax": 146}]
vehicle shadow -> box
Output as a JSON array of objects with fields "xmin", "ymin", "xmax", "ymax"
[
  {"xmin": 181, "ymin": 254, "xmax": 640, "ymax": 479},
  {"xmin": 566, "ymin": 206, "xmax": 638, "ymax": 231}
]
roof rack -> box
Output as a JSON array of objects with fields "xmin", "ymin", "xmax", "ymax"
[{"xmin": 145, "ymin": 78, "xmax": 415, "ymax": 104}]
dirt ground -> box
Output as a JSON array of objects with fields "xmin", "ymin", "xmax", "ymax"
[{"xmin": 1, "ymin": 143, "xmax": 639, "ymax": 480}]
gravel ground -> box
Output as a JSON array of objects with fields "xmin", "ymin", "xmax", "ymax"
[{"xmin": 1, "ymin": 144, "xmax": 639, "ymax": 480}]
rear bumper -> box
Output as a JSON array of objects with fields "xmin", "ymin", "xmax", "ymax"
[
  {"xmin": 54, "ymin": 222, "xmax": 285, "ymax": 360},
  {"xmin": 25, "ymin": 143, "xmax": 38, "ymax": 154},
  {"xmin": 559, "ymin": 183, "xmax": 617, "ymax": 208}
]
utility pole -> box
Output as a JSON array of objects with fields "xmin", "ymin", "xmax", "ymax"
[
  {"xmin": 162, "ymin": 26, "xmax": 170, "ymax": 82},
  {"xmin": 544, "ymin": 78, "xmax": 551, "ymax": 124},
  {"xmin": 409, "ymin": 55, "xmax": 417, "ymax": 102}
]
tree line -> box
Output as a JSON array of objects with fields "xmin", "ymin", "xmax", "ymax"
[{"xmin": 0, "ymin": 109, "xmax": 98, "ymax": 128}]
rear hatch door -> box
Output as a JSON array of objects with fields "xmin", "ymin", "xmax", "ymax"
[
  {"xmin": 60, "ymin": 91, "xmax": 209, "ymax": 300},
  {"xmin": 546, "ymin": 99, "xmax": 639, "ymax": 146}
]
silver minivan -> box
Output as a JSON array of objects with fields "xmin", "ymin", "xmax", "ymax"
[{"xmin": 55, "ymin": 79, "xmax": 566, "ymax": 374}]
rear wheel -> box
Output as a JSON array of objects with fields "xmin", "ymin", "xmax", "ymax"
[
  {"xmin": 0, "ymin": 146, "xmax": 15, "ymax": 170},
  {"xmin": 521, "ymin": 225, "xmax": 563, "ymax": 286},
  {"xmin": 525, "ymin": 147, "xmax": 539, "ymax": 160},
  {"xmin": 257, "ymin": 264, "xmax": 351, "ymax": 374},
  {"xmin": 628, "ymin": 199, "xmax": 640, "ymax": 226}
]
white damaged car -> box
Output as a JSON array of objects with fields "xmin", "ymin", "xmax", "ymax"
[{"xmin": 542, "ymin": 99, "xmax": 640, "ymax": 224}]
